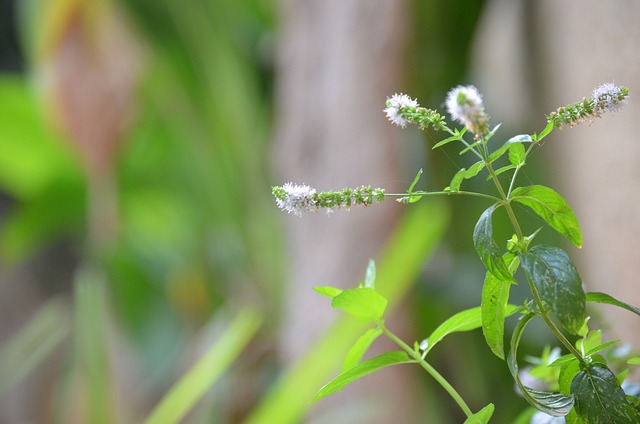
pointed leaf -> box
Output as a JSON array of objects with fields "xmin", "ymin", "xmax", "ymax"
[
  {"xmin": 464, "ymin": 403, "xmax": 494, "ymax": 423},
  {"xmin": 511, "ymin": 185, "xmax": 582, "ymax": 248},
  {"xmin": 535, "ymin": 121, "xmax": 555, "ymax": 142},
  {"xmin": 332, "ymin": 288, "xmax": 387, "ymax": 322},
  {"xmin": 449, "ymin": 168, "xmax": 467, "ymax": 192},
  {"xmin": 341, "ymin": 328, "xmax": 383, "ymax": 372},
  {"xmin": 571, "ymin": 363, "xmax": 640, "ymax": 423},
  {"xmin": 586, "ymin": 292, "xmax": 640, "ymax": 318},
  {"xmin": 432, "ymin": 128, "xmax": 466, "ymax": 149},
  {"xmin": 313, "ymin": 351, "xmax": 411, "ymax": 401},
  {"xmin": 509, "ymin": 143, "xmax": 526, "ymax": 166},
  {"xmin": 521, "ymin": 245, "xmax": 586, "ymax": 335},
  {"xmin": 314, "ymin": 286, "xmax": 343, "ymax": 299},
  {"xmin": 481, "ymin": 253, "xmax": 518, "ymax": 359},
  {"xmin": 473, "ymin": 204, "xmax": 513, "ymax": 281},
  {"xmin": 465, "ymin": 161, "xmax": 485, "ymax": 179},
  {"xmin": 507, "ymin": 313, "xmax": 575, "ymax": 416},
  {"xmin": 421, "ymin": 305, "xmax": 517, "ymax": 355},
  {"xmin": 407, "ymin": 169, "xmax": 423, "ymax": 193}
]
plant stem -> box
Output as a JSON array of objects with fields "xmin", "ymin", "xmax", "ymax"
[
  {"xmin": 485, "ymin": 161, "xmax": 523, "ymax": 240},
  {"xmin": 379, "ymin": 323, "xmax": 473, "ymax": 417},
  {"xmin": 385, "ymin": 190, "xmax": 502, "ymax": 203}
]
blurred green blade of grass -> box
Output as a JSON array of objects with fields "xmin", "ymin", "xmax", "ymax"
[
  {"xmin": 143, "ymin": 307, "xmax": 262, "ymax": 424},
  {"xmin": 244, "ymin": 200, "xmax": 449, "ymax": 424},
  {"xmin": 74, "ymin": 268, "xmax": 113, "ymax": 424},
  {"xmin": 0, "ymin": 297, "xmax": 71, "ymax": 396}
]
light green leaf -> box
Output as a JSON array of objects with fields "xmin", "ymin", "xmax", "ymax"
[
  {"xmin": 509, "ymin": 143, "xmax": 526, "ymax": 166},
  {"xmin": 313, "ymin": 351, "xmax": 411, "ymax": 401},
  {"xmin": 507, "ymin": 313, "xmax": 575, "ymax": 416},
  {"xmin": 449, "ymin": 168, "xmax": 467, "ymax": 192},
  {"xmin": 571, "ymin": 363, "xmax": 640, "ymax": 423},
  {"xmin": 314, "ymin": 286, "xmax": 343, "ymax": 299},
  {"xmin": 332, "ymin": 288, "xmax": 388, "ymax": 322},
  {"xmin": 507, "ymin": 134, "xmax": 534, "ymax": 143},
  {"xmin": 627, "ymin": 357, "xmax": 640, "ymax": 365},
  {"xmin": 464, "ymin": 403, "xmax": 494, "ymax": 423},
  {"xmin": 586, "ymin": 292, "xmax": 640, "ymax": 318},
  {"xmin": 421, "ymin": 304, "xmax": 518, "ymax": 355},
  {"xmin": 465, "ymin": 161, "xmax": 485, "ymax": 179},
  {"xmin": 432, "ymin": 128, "xmax": 466, "ymax": 149},
  {"xmin": 488, "ymin": 164, "xmax": 516, "ymax": 180},
  {"xmin": 473, "ymin": 204, "xmax": 513, "ymax": 282},
  {"xmin": 535, "ymin": 121, "xmax": 555, "ymax": 142},
  {"xmin": 511, "ymin": 185, "xmax": 582, "ymax": 248},
  {"xmin": 407, "ymin": 168, "xmax": 423, "ymax": 193},
  {"xmin": 341, "ymin": 328, "xmax": 382, "ymax": 373},
  {"xmin": 521, "ymin": 245, "xmax": 586, "ymax": 335}
]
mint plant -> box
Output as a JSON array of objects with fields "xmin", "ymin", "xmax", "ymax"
[{"xmin": 273, "ymin": 83, "xmax": 640, "ymax": 423}]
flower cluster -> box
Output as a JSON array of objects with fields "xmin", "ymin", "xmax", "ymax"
[
  {"xmin": 384, "ymin": 93, "xmax": 446, "ymax": 131},
  {"xmin": 445, "ymin": 85, "xmax": 490, "ymax": 136},
  {"xmin": 547, "ymin": 82, "xmax": 629, "ymax": 128},
  {"xmin": 272, "ymin": 183, "xmax": 385, "ymax": 216}
]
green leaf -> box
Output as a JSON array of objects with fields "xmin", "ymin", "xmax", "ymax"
[
  {"xmin": 511, "ymin": 185, "xmax": 583, "ymax": 248},
  {"xmin": 465, "ymin": 161, "xmax": 485, "ymax": 179},
  {"xmin": 489, "ymin": 164, "xmax": 516, "ymax": 179},
  {"xmin": 464, "ymin": 403, "xmax": 494, "ymax": 423},
  {"xmin": 509, "ymin": 143, "xmax": 526, "ymax": 166},
  {"xmin": 586, "ymin": 292, "xmax": 640, "ymax": 318},
  {"xmin": 521, "ymin": 245, "xmax": 586, "ymax": 335},
  {"xmin": 473, "ymin": 204, "xmax": 513, "ymax": 281},
  {"xmin": 449, "ymin": 168, "xmax": 467, "ymax": 191},
  {"xmin": 507, "ymin": 313, "xmax": 575, "ymax": 416},
  {"xmin": 627, "ymin": 357, "xmax": 640, "ymax": 365},
  {"xmin": 489, "ymin": 131, "xmax": 531, "ymax": 163},
  {"xmin": 432, "ymin": 128, "xmax": 466, "ymax": 149},
  {"xmin": 332, "ymin": 288, "xmax": 388, "ymax": 322},
  {"xmin": 481, "ymin": 253, "xmax": 518, "ymax": 359},
  {"xmin": 421, "ymin": 305, "xmax": 517, "ymax": 355},
  {"xmin": 314, "ymin": 286, "xmax": 343, "ymax": 299},
  {"xmin": 313, "ymin": 351, "xmax": 411, "ymax": 401},
  {"xmin": 407, "ymin": 169, "xmax": 423, "ymax": 193},
  {"xmin": 341, "ymin": 328, "xmax": 382, "ymax": 373},
  {"xmin": 571, "ymin": 363, "xmax": 640, "ymax": 423},
  {"xmin": 535, "ymin": 121, "xmax": 555, "ymax": 142},
  {"xmin": 459, "ymin": 139, "xmax": 483, "ymax": 155},
  {"xmin": 586, "ymin": 340, "xmax": 620, "ymax": 357},
  {"xmin": 363, "ymin": 260, "xmax": 376, "ymax": 289}
]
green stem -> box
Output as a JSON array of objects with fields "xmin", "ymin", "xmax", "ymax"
[
  {"xmin": 385, "ymin": 190, "xmax": 502, "ymax": 203},
  {"xmin": 485, "ymin": 161, "xmax": 524, "ymax": 240},
  {"xmin": 379, "ymin": 323, "xmax": 473, "ymax": 417},
  {"xmin": 525, "ymin": 279, "xmax": 586, "ymax": 363}
]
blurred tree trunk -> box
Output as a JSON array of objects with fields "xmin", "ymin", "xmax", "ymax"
[
  {"xmin": 273, "ymin": 0, "xmax": 423, "ymax": 422},
  {"xmin": 474, "ymin": 0, "xmax": 640, "ymax": 345}
]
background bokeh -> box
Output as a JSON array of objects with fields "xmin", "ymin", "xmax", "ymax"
[{"xmin": 0, "ymin": 1, "xmax": 638, "ymax": 423}]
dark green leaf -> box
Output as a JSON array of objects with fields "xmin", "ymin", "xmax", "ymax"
[
  {"xmin": 363, "ymin": 260, "xmax": 376, "ymax": 289},
  {"xmin": 586, "ymin": 292, "xmax": 640, "ymax": 318},
  {"xmin": 423, "ymin": 305, "xmax": 517, "ymax": 355},
  {"xmin": 449, "ymin": 168, "xmax": 467, "ymax": 192},
  {"xmin": 341, "ymin": 328, "xmax": 382, "ymax": 372},
  {"xmin": 464, "ymin": 403, "xmax": 494, "ymax": 423},
  {"xmin": 509, "ymin": 143, "xmax": 526, "ymax": 166},
  {"xmin": 313, "ymin": 351, "xmax": 411, "ymax": 401},
  {"xmin": 508, "ymin": 313, "xmax": 574, "ymax": 416},
  {"xmin": 314, "ymin": 286, "xmax": 343, "ymax": 299},
  {"xmin": 521, "ymin": 245, "xmax": 586, "ymax": 335},
  {"xmin": 465, "ymin": 161, "xmax": 485, "ymax": 179},
  {"xmin": 571, "ymin": 363, "xmax": 640, "ymax": 423},
  {"xmin": 332, "ymin": 288, "xmax": 387, "ymax": 322},
  {"xmin": 473, "ymin": 204, "xmax": 513, "ymax": 281},
  {"xmin": 511, "ymin": 185, "xmax": 582, "ymax": 248}
]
